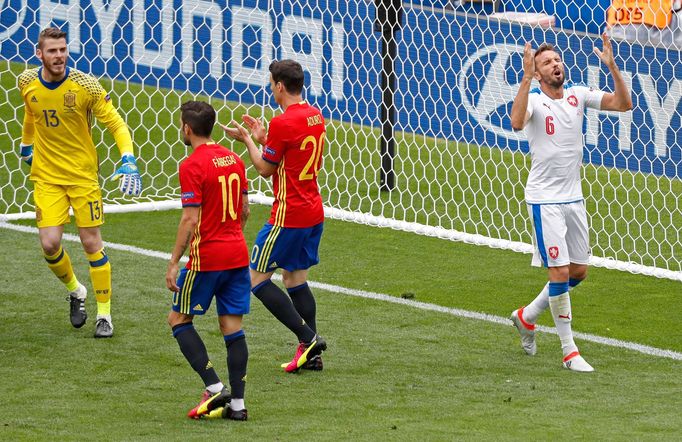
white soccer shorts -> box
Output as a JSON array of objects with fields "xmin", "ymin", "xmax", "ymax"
[{"xmin": 527, "ymin": 200, "xmax": 590, "ymax": 268}]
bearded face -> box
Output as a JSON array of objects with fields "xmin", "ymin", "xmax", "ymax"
[
  {"xmin": 534, "ymin": 49, "xmax": 565, "ymax": 88},
  {"xmin": 37, "ymin": 38, "xmax": 68, "ymax": 80}
]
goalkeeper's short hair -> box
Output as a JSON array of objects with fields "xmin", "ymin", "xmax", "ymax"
[
  {"xmin": 38, "ymin": 27, "xmax": 67, "ymax": 49},
  {"xmin": 180, "ymin": 101, "xmax": 216, "ymax": 137}
]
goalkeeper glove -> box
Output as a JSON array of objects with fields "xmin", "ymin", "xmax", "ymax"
[
  {"xmin": 110, "ymin": 153, "xmax": 142, "ymax": 196},
  {"xmin": 19, "ymin": 143, "xmax": 33, "ymax": 166}
]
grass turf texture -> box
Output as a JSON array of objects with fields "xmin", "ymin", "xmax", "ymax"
[
  {"xmin": 1, "ymin": 205, "xmax": 681, "ymax": 440},
  {"xmin": 1, "ymin": 60, "xmax": 680, "ymax": 273}
]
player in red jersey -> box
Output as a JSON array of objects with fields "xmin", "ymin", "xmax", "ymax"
[
  {"xmin": 165, "ymin": 101, "xmax": 250, "ymax": 420},
  {"xmin": 222, "ymin": 60, "xmax": 327, "ymax": 373}
]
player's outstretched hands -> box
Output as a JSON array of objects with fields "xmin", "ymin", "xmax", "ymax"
[
  {"xmin": 241, "ymin": 114, "xmax": 267, "ymax": 145},
  {"xmin": 19, "ymin": 143, "xmax": 33, "ymax": 166},
  {"xmin": 220, "ymin": 120, "xmax": 251, "ymax": 143},
  {"xmin": 594, "ymin": 33, "xmax": 616, "ymax": 67},
  {"xmin": 522, "ymin": 42, "xmax": 535, "ymax": 80},
  {"xmin": 110, "ymin": 153, "xmax": 142, "ymax": 196}
]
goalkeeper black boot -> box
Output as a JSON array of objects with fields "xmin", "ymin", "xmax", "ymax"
[{"xmin": 67, "ymin": 283, "xmax": 87, "ymax": 328}]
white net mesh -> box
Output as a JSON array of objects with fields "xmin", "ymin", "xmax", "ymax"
[{"xmin": 1, "ymin": 0, "xmax": 680, "ymax": 280}]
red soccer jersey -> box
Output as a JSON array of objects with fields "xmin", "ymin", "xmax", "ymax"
[
  {"xmin": 179, "ymin": 143, "xmax": 249, "ymax": 271},
  {"xmin": 262, "ymin": 101, "xmax": 325, "ymax": 228}
]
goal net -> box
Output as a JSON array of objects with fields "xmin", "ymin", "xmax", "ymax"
[{"xmin": 1, "ymin": 0, "xmax": 680, "ymax": 281}]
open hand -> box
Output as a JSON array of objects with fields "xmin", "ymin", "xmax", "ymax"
[
  {"xmin": 593, "ymin": 33, "xmax": 615, "ymax": 67},
  {"xmin": 241, "ymin": 114, "xmax": 267, "ymax": 145},
  {"xmin": 219, "ymin": 120, "xmax": 251, "ymax": 143},
  {"xmin": 110, "ymin": 154, "xmax": 142, "ymax": 196},
  {"xmin": 522, "ymin": 42, "xmax": 535, "ymax": 79}
]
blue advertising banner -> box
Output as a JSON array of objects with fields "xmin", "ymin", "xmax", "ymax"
[
  {"xmin": 1, "ymin": 0, "xmax": 680, "ymax": 178},
  {"xmin": 401, "ymin": 9, "xmax": 682, "ymax": 178}
]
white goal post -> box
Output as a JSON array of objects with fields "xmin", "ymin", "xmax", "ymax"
[{"xmin": 0, "ymin": 0, "xmax": 680, "ymax": 281}]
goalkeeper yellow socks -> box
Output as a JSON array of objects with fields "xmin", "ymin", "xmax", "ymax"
[
  {"xmin": 86, "ymin": 249, "xmax": 111, "ymax": 317},
  {"xmin": 44, "ymin": 246, "xmax": 80, "ymax": 293}
]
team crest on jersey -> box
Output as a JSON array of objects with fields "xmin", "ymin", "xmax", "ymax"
[
  {"xmin": 63, "ymin": 91, "xmax": 76, "ymax": 108},
  {"xmin": 549, "ymin": 246, "xmax": 560, "ymax": 260},
  {"xmin": 567, "ymin": 95, "xmax": 578, "ymax": 107}
]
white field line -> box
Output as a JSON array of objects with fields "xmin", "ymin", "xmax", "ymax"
[{"xmin": 1, "ymin": 221, "xmax": 681, "ymax": 362}]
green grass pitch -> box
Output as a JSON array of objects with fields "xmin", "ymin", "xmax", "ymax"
[{"xmin": 0, "ymin": 205, "xmax": 681, "ymax": 440}]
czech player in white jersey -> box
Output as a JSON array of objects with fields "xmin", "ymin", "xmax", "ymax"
[{"xmin": 509, "ymin": 34, "xmax": 632, "ymax": 372}]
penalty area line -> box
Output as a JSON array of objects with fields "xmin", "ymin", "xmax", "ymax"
[{"xmin": 2, "ymin": 221, "xmax": 681, "ymax": 362}]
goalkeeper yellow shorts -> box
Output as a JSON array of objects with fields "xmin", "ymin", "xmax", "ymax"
[{"xmin": 33, "ymin": 182, "xmax": 104, "ymax": 228}]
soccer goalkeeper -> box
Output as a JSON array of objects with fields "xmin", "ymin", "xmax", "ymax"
[{"xmin": 17, "ymin": 27, "xmax": 142, "ymax": 338}]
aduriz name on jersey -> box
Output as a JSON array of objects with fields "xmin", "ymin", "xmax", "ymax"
[
  {"xmin": 212, "ymin": 155, "xmax": 237, "ymax": 168},
  {"xmin": 307, "ymin": 114, "xmax": 323, "ymax": 127}
]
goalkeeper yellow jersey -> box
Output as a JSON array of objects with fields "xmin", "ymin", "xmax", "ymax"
[{"xmin": 18, "ymin": 67, "xmax": 133, "ymax": 185}]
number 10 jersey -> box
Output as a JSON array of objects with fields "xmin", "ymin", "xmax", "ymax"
[{"xmin": 179, "ymin": 144, "xmax": 249, "ymax": 271}]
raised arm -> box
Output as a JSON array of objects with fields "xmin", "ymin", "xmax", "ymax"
[
  {"xmin": 594, "ymin": 33, "xmax": 633, "ymax": 112},
  {"xmin": 510, "ymin": 42, "xmax": 535, "ymax": 131}
]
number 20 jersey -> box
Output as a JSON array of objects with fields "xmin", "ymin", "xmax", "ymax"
[
  {"xmin": 524, "ymin": 84, "xmax": 604, "ymax": 204},
  {"xmin": 262, "ymin": 101, "xmax": 325, "ymax": 228}
]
